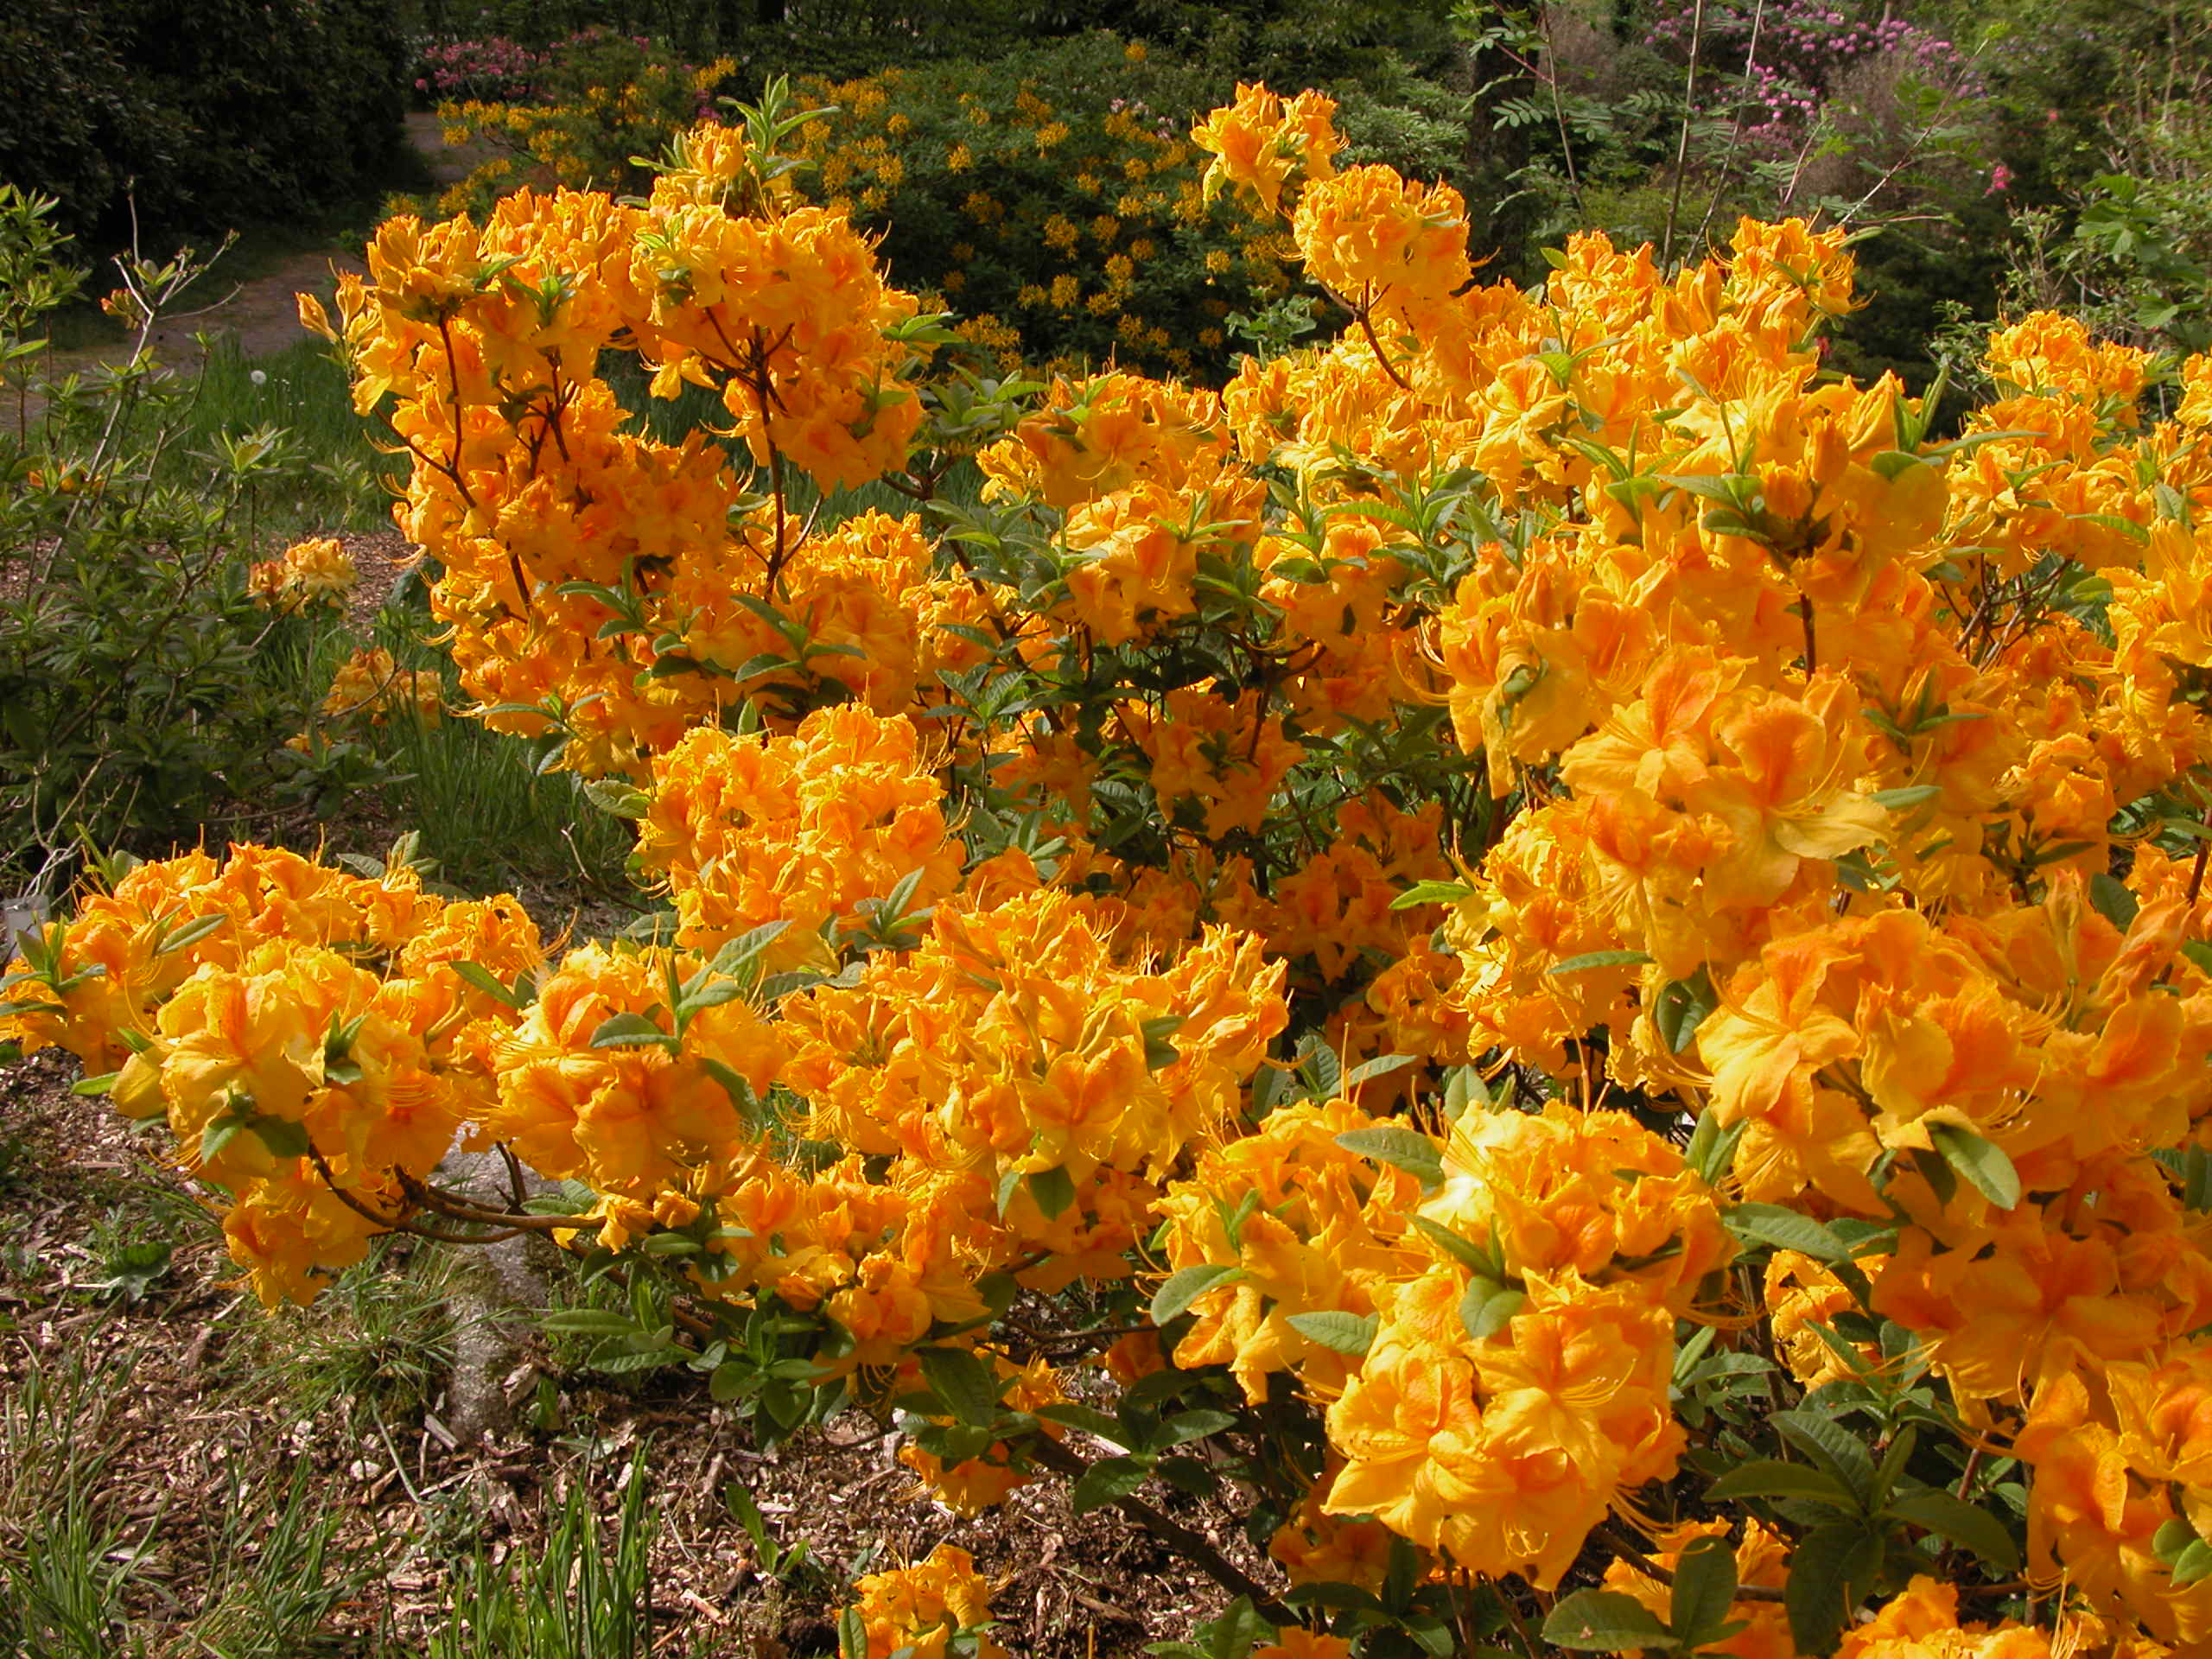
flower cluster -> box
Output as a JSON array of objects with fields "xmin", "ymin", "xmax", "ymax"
[
  {"xmin": 842, "ymin": 1544, "xmax": 1005, "ymax": 1659},
  {"xmin": 1, "ymin": 845, "xmax": 541, "ymax": 1304},
  {"xmin": 247, "ymin": 536, "xmax": 358, "ymax": 615}
]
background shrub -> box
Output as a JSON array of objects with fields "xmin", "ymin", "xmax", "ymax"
[{"xmin": 0, "ymin": 0, "xmax": 410, "ymax": 256}]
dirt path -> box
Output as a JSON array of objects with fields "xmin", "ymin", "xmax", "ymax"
[{"xmin": 59, "ymin": 112, "xmax": 488, "ymax": 371}]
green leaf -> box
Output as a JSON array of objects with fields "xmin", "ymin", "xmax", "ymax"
[
  {"xmin": 1285, "ymin": 1310, "xmax": 1379, "ymax": 1357},
  {"xmin": 1390, "ymin": 879, "xmax": 1474, "ymax": 910},
  {"xmin": 449, "ymin": 959, "xmax": 527, "ymax": 1009},
  {"xmin": 1026, "ymin": 1165, "xmax": 1077, "ymax": 1221},
  {"xmin": 153, "ymin": 912, "xmax": 226, "ymax": 956},
  {"xmin": 541, "ymin": 1309, "xmax": 639, "ymax": 1336},
  {"xmin": 1344, "ymin": 1052, "xmax": 1417, "ymax": 1087},
  {"xmin": 916, "ymin": 1346, "xmax": 1001, "ymax": 1427},
  {"xmin": 1784, "ymin": 1522, "xmax": 1882, "ymax": 1656},
  {"xmin": 1928, "ymin": 1122, "xmax": 2021, "ymax": 1210},
  {"xmin": 248, "ymin": 1115, "xmax": 310, "ymax": 1160},
  {"xmin": 1868, "ymin": 785, "xmax": 1942, "ymax": 811},
  {"xmin": 1684, "ymin": 1114, "xmax": 1745, "ymax": 1185},
  {"xmin": 1541, "ymin": 1589, "xmax": 1675, "ymax": 1652},
  {"xmin": 2176, "ymin": 1541, "xmax": 2212, "ymax": 1588},
  {"xmin": 1459, "ymin": 1278, "xmax": 1525, "ymax": 1341},
  {"xmin": 1333, "ymin": 1125, "xmax": 1444, "ymax": 1189},
  {"xmin": 1034, "ymin": 1402, "xmax": 1125, "ymax": 1444},
  {"xmin": 1548, "ymin": 950, "xmax": 1655, "ymax": 976},
  {"xmin": 838, "ymin": 1602, "xmax": 867, "ymax": 1659},
  {"xmin": 2089, "ymin": 871, "xmax": 2140, "ymax": 930},
  {"xmin": 1884, "ymin": 1486, "xmax": 2022, "ymax": 1573},
  {"xmin": 588, "ymin": 1012, "xmax": 677, "ymax": 1052},
  {"xmin": 1771, "ymin": 1411, "xmax": 1878, "ymax": 1503},
  {"xmin": 1071, "ymin": 1455, "xmax": 1150, "ymax": 1515},
  {"xmin": 1705, "ymin": 1459, "xmax": 1859, "ymax": 1510},
  {"xmin": 1670, "ymin": 1536, "xmax": 1740, "ymax": 1647},
  {"xmin": 1727, "ymin": 1203, "xmax": 1852, "ymax": 1262},
  {"xmin": 1151, "ymin": 1263, "xmax": 1242, "ymax": 1326},
  {"xmin": 1413, "ymin": 1215, "xmax": 1495, "ymax": 1274},
  {"xmin": 70, "ymin": 1071, "xmax": 118, "ymax": 1097},
  {"xmin": 1654, "ymin": 966, "xmax": 1717, "ymax": 1054},
  {"xmin": 582, "ymin": 779, "xmax": 650, "ymax": 817}
]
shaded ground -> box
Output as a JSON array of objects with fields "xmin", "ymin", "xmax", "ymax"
[{"xmin": 41, "ymin": 112, "xmax": 487, "ymax": 377}]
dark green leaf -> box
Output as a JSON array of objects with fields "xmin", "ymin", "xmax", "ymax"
[
  {"xmin": 1884, "ymin": 1486, "xmax": 2021, "ymax": 1573},
  {"xmin": 917, "ymin": 1346, "xmax": 1001, "ymax": 1427},
  {"xmin": 1071, "ymin": 1455, "xmax": 1150, "ymax": 1515},
  {"xmin": 1670, "ymin": 1535, "xmax": 1740, "ymax": 1647},
  {"xmin": 1784, "ymin": 1523, "xmax": 1881, "ymax": 1656},
  {"xmin": 1706, "ymin": 1459, "xmax": 1859, "ymax": 1510},
  {"xmin": 1654, "ymin": 966, "xmax": 1717, "ymax": 1054},
  {"xmin": 1541, "ymin": 1589, "xmax": 1674, "ymax": 1652}
]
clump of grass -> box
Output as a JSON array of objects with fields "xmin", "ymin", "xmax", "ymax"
[
  {"xmin": 162, "ymin": 336, "xmax": 390, "ymax": 537},
  {"xmin": 252, "ymin": 1235, "xmax": 461, "ymax": 1433},
  {"xmin": 430, "ymin": 1453, "xmax": 659, "ymax": 1659}
]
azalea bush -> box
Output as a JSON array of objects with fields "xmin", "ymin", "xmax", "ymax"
[{"xmin": 16, "ymin": 74, "xmax": 2212, "ymax": 1659}]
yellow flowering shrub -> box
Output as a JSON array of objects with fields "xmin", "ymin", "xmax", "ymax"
[{"xmin": 21, "ymin": 76, "xmax": 2212, "ymax": 1659}]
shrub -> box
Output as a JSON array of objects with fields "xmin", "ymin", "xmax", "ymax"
[
  {"xmin": 0, "ymin": 0, "xmax": 410, "ymax": 254},
  {"xmin": 20, "ymin": 83, "xmax": 2212, "ymax": 1659},
  {"xmin": 0, "ymin": 191, "xmax": 360, "ymax": 899}
]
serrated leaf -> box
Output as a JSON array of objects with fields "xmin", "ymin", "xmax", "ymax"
[
  {"xmin": 1928, "ymin": 1122, "xmax": 2021, "ymax": 1210},
  {"xmin": 1151, "ymin": 1262, "xmax": 1241, "ymax": 1325},
  {"xmin": 1333, "ymin": 1125, "xmax": 1444, "ymax": 1188},
  {"xmin": 1541, "ymin": 1589, "xmax": 1674, "ymax": 1652},
  {"xmin": 1285, "ymin": 1310, "xmax": 1379, "ymax": 1357}
]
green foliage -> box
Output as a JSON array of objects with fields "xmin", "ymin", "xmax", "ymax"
[
  {"xmin": 0, "ymin": 0, "xmax": 410, "ymax": 255},
  {"xmin": 430, "ymin": 1453, "xmax": 659, "ymax": 1659},
  {"xmin": 0, "ymin": 191, "xmax": 353, "ymax": 893}
]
